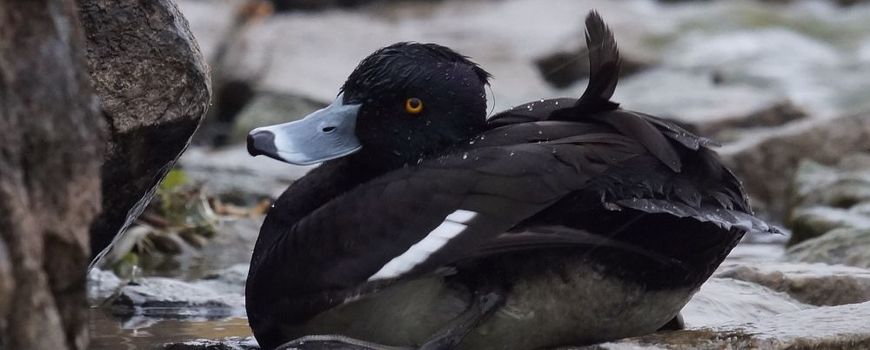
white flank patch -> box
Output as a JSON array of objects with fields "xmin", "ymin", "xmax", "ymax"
[{"xmin": 368, "ymin": 210, "xmax": 477, "ymax": 281}]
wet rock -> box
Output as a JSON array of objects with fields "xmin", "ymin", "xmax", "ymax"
[
  {"xmin": 665, "ymin": 28, "xmax": 840, "ymax": 114},
  {"xmin": 720, "ymin": 114, "xmax": 870, "ymax": 220},
  {"xmin": 107, "ymin": 264, "xmax": 247, "ymax": 318},
  {"xmin": 715, "ymin": 262, "xmax": 870, "ymax": 306},
  {"xmin": 230, "ymin": 91, "xmax": 328, "ymax": 144},
  {"xmin": 584, "ymin": 301, "xmax": 870, "ymax": 350},
  {"xmin": 788, "ymin": 228, "xmax": 870, "ymax": 269},
  {"xmin": 163, "ymin": 337, "xmax": 259, "ymax": 350},
  {"xmin": 80, "ymin": 0, "xmax": 211, "ymax": 262},
  {"xmin": 681, "ymin": 277, "xmax": 808, "ymax": 327},
  {"xmin": 615, "ymin": 69, "xmax": 783, "ymax": 131},
  {"xmin": 791, "ymin": 156, "xmax": 870, "ymax": 209},
  {"xmin": 88, "ymin": 269, "xmax": 125, "ymax": 303},
  {"xmin": 786, "ymin": 156, "xmax": 870, "ymax": 244},
  {"xmin": 788, "ymin": 207, "xmax": 870, "ymax": 245}
]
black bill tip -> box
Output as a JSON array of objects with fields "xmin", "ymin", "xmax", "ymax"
[{"xmin": 247, "ymin": 130, "xmax": 277, "ymax": 157}]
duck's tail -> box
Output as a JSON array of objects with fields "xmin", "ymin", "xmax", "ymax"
[{"xmin": 576, "ymin": 11, "xmax": 620, "ymax": 112}]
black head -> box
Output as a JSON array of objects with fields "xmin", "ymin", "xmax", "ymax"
[{"xmin": 247, "ymin": 42, "xmax": 491, "ymax": 169}]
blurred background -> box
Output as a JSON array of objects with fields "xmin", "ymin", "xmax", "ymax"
[{"xmin": 88, "ymin": 0, "xmax": 870, "ymax": 348}]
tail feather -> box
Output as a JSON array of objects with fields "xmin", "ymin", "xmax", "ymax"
[{"xmin": 577, "ymin": 11, "xmax": 620, "ymax": 110}]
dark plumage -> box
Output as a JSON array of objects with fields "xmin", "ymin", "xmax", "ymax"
[{"xmin": 245, "ymin": 12, "xmax": 776, "ymax": 350}]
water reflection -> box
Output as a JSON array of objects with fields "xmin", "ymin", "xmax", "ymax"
[{"xmin": 89, "ymin": 308, "xmax": 252, "ymax": 349}]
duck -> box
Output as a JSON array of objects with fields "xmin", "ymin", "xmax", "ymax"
[{"xmin": 244, "ymin": 12, "xmax": 777, "ymax": 350}]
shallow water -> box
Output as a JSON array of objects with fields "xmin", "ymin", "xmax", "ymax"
[{"xmin": 89, "ymin": 308, "xmax": 252, "ymax": 350}]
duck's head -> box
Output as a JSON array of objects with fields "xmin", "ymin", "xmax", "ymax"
[{"xmin": 247, "ymin": 42, "xmax": 491, "ymax": 167}]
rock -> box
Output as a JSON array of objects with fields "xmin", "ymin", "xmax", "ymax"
[
  {"xmin": 788, "ymin": 207, "xmax": 870, "ymax": 245},
  {"xmin": 107, "ymin": 264, "xmax": 247, "ymax": 318},
  {"xmin": 785, "ymin": 156, "xmax": 870, "ymax": 244},
  {"xmin": 788, "ymin": 228, "xmax": 870, "ymax": 269},
  {"xmin": 88, "ymin": 269, "xmax": 126, "ymax": 305},
  {"xmin": 720, "ymin": 114, "xmax": 870, "ymax": 220},
  {"xmin": 79, "ymin": 0, "xmax": 211, "ymax": 262},
  {"xmin": 664, "ymin": 28, "xmax": 841, "ymax": 117},
  {"xmin": 584, "ymin": 301, "xmax": 870, "ymax": 350},
  {"xmin": 681, "ymin": 277, "xmax": 809, "ymax": 327},
  {"xmin": 163, "ymin": 337, "xmax": 259, "ymax": 350},
  {"xmin": 715, "ymin": 262, "xmax": 870, "ymax": 306},
  {"xmin": 0, "ymin": 1, "xmax": 103, "ymax": 348},
  {"xmin": 229, "ymin": 90, "xmax": 327, "ymax": 145},
  {"xmin": 791, "ymin": 156, "xmax": 870, "ymax": 211},
  {"xmin": 615, "ymin": 69, "xmax": 783, "ymax": 130},
  {"xmin": 535, "ymin": 47, "xmax": 651, "ymax": 89}
]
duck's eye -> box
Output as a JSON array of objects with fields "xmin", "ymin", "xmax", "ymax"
[{"xmin": 405, "ymin": 98, "xmax": 423, "ymax": 114}]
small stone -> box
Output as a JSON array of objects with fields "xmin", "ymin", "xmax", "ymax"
[
  {"xmin": 715, "ymin": 261, "xmax": 870, "ymax": 306},
  {"xmin": 788, "ymin": 228, "xmax": 870, "ymax": 270}
]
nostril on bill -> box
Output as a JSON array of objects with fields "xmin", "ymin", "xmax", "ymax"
[{"xmin": 322, "ymin": 126, "xmax": 337, "ymax": 133}]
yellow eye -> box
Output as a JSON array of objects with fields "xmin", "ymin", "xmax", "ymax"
[{"xmin": 405, "ymin": 98, "xmax": 423, "ymax": 114}]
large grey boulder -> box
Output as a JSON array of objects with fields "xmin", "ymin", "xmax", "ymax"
[
  {"xmin": 78, "ymin": 0, "xmax": 211, "ymax": 262},
  {"xmin": 0, "ymin": 1, "xmax": 104, "ymax": 348}
]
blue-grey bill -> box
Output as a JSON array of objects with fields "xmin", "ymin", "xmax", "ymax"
[{"xmin": 247, "ymin": 94, "xmax": 362, "ymax": 165}]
